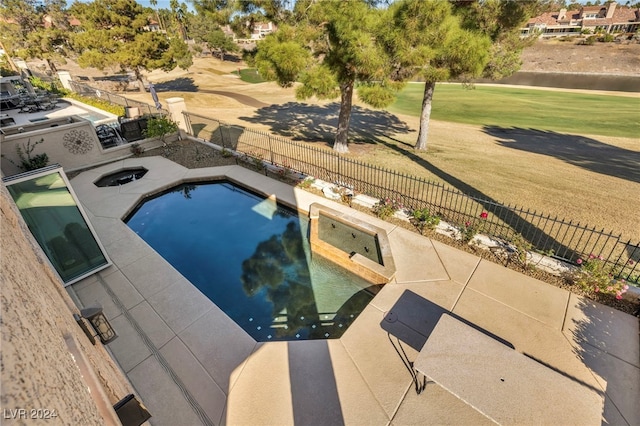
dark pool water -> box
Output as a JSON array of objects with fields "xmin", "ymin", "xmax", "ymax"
[{"xmin": 125, "ymin": 181, "xmax": 377, "ymax": 341}]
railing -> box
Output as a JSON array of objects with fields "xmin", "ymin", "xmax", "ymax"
[
  {"xmin": 68, "ymin": 81, "xmax": 169, "ymax": 118},
  {"xmin": 184, "ymin": 112, "xmax": 639, "ymax": 283}
]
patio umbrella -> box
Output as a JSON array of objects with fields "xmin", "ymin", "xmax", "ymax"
[{"xmin": 149, "ymin": 83, "xmax": 162, "ymax": 110}]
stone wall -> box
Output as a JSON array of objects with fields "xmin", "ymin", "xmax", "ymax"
[{"xmin": 0, "ymin": 183, "xmax": 133, "ymax": 424}]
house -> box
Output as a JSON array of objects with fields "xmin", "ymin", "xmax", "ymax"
[
  {"xmin": 143, "ymin": 18, "xmax": 162, "ymax": 32},
  {"xmin": 250, "ymin": 22, "xmax": 277, "ymax": 40},
  {"xmin": 228, "ymin": 22, "xmax": 277, "ymax": 45},
  {"xmin": 522, "ymin": 2, "xmax": 640, "ymax": 37}
]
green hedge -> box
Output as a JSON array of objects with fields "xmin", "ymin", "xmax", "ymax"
[
  {"xmin": 29, "ymin": 76, "xmax": 126, "ymax": 116},
  {"xmin": 64, "ymin": 93, "xmax": 126, "ymax": 116}
]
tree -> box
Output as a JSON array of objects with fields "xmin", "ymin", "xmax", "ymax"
[
  {"xmin": 149, "ymin": 0, "xmax": 165, "ymax": 32},
  {"xmin": 237, "ymin": 0, "xmax": 293, "ymax": 24},
  {"xmin": 186, "ymin": 11, "xmax": 237, "ymax": 60},
  {"xmin": 383, "ymin": 0, "xmax": 491, "ymax": 150},
  {"xmin": 18, "ymin": 27, "xmax": 70, "ymax": 73},
  {"xmin": 190, "ymin": 0, "xmax": 233, "ymax": 25},
  {"xmin": 205, "ymin": 29, "xmax": 238, "ymax": 60},
  {"xmin": 453, "ymin": 0, "xmax": 543, "ymax": 80},
  {"xmin": 0, "ymin": 0, "xmax": 71, "ymax": 72},
  {"xmin": 383, "ymin": 0, "xmax": 541, "ymax": 151},
  {"xmin": 169, "ymin": 0, "xmax": 188, "ymax": 40},
  {"xmin": 70, "ymin": 0, "xmax": 192, "ymax": 92},
  {"xmin": 255, "ymin": 0, "xmax": 401, "ymax": 153},
  {"xmin": 230, "ymin": 0, "xmax": 294, "ymax": 37},
  {"xmin": 0, "ymin": 0, "xmax": 42, "ymax": 43}
]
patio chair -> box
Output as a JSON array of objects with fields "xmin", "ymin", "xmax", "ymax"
[
  {"xmin": 96, "ymin": 124, "xmax": 121, "ymax": 148},
  {"xmin": 37, "ymin": 100, "xmax": 56, "ymax": 111},
  {"xmin": 19, "ymin": 103, "xmax": 39, "ymax": 113}
]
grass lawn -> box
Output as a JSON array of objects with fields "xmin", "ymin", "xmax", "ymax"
[
  {"xmin": 232, "ymin": 68, "xmax": 268, "ymax": 84},
  {"xmin": 388, "ymin": 83, "xmax": 640, "ymax": 139},
  {"xmin": 342, "ymin": 85, "xmax": 640, "ymax": 242}
]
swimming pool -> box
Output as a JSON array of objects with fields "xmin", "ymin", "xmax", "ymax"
[
  {"xmin": 125, "ymin": 181, "xmax": 377, "ymax": 341},
  {"xmin": 77, "ymin": 112, "xmax": 110, "ymax": 124}
]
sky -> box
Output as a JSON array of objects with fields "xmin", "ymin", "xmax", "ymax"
[
  {"xmin": 73, "ymin": 0, "xmax": 195, "ymax": 12},
  {"xmin": 137, "ymin": 0, "xmax": 182, "ymax": 9}
]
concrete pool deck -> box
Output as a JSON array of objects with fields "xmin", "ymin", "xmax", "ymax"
[{"xmin": 68, "ymin": 156, "xmax": 639, "ymax": 426}]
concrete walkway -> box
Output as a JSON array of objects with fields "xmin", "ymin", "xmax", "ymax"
[{"xmin": 69, "ymin": 157, "xmax": 639, "ymax": 426}]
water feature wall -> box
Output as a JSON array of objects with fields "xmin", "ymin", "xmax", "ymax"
[{"xmin": 309, "ymin": 203, "xmax": 395, "ymax": 284}]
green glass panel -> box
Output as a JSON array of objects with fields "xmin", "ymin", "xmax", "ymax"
[{"xmin": 7, "ymin": 172, "xmax": 108, "ymax": 283}]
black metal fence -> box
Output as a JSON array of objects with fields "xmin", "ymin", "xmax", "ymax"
[
  {"xmin": 183, "ymin": 112, "xmax": 639, "ymax": 283},
  {"xmin": 68, "ymin": 81, "xmax": 169, "ymax": 118}
]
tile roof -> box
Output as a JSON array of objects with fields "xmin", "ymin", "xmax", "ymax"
[{"xmin": 526, "ymin": 4, "xmax": 640, "ymax": 27}]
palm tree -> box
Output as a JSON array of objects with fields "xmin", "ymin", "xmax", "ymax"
[
  {"xmin": 170, "ymin": 0, "xmax": 187, "ymax": 40},
  {"xmin": 149, "ymin": 0, "xmax": 165, "ymax": 32}
]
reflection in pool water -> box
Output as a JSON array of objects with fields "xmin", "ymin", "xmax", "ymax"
[{"xmin": 125, "ymin": 181, "xmax": 378, "ymax": 341}]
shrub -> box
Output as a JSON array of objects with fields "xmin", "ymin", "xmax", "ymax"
[
  {"xmin": 129, "ymin": 143, "xmax": 144, "ymax": 156},
  {"xmin": 459, "ymin": 211, "xmax": 488, "ymax": 243},
  {"xmin": 510, "ymin": 233, "xmax": 534, "ymax": 267},
  {"xmin": 143, "ymin": 116, "xmax": 179, "ymax": 143},
  {"xmin": 571, "ymin": 254, "xmax": 629, "ymax": 299},
  {"xmin": 240, "ymin": 151, "xmax": 265, "ymax": 171},
  {"xmin": 274, "ymin": 161, "xmax": 296, "ymax": 182},
  {"xmin": 372, "ymin": 197, "xmax": 403, "ymax": 220},
  {"xmin": 65, "ymin": 93, "xmax": 126, "ymax": 116},
  {"xmin": 297, "ymin": 177, "xmax": 314, "ymax": 189},
  {"xmin": 2, "ymin": 138, "xmax": 49, "ymax": 171},
  {"xmin": 410, "ymin": 208, "xmax": 440, "ymax": 235},
  {"xmin": 0, "ymin": 64, "xmax": 19, "ymax": 77},
  {"xmin": 599, "ymin": 33, "xmax": 615, "ymax": 43},
  {"xmin": 28, "ymin": 76, "xmax": 69, "ymax": 96}
]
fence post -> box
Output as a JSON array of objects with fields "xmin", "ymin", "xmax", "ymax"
[
  {"xmin": 182, "ymin": 112, "xmax": 192, "ymax": 136},
  {"xmin": 57, "ymin": 71, "xmax": 73, "ymax": 91},
  {"xmin": 218, "ymin": 123, "xmax": 226, "ymax": 148},
  {"xmin": 268, "ymin": 135, "xmax": 274, "ymax": 164}
]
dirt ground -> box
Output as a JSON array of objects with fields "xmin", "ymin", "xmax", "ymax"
[{"xmin": 519, "ymin": 38, "xmax": 640, "ymax": 75}]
